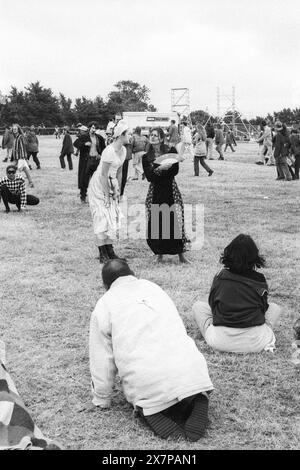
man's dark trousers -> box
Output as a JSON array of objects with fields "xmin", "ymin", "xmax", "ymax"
[{"xmin": 81, "ymin": 156, "xmax": 100, "ymax": 199}]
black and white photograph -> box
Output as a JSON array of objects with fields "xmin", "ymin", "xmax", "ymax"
[{"xmin": 0, "ymin": 0, "xmax": 299, "ymax": 454}]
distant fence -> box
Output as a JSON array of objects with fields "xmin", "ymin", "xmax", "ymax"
[{"xmin": 0, "ymin": 127, "xmax": 78, "ymax": 136}]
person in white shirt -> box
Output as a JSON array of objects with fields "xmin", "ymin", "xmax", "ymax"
[
  {"xmin": 256, "ymin": 120, "xmax": 275, "ymax": 165},
  {"xmin": 179, "ymin": 121, "xmax": 194, "ymax": 158},
  {"xmin": 89, "ymin": 260, "xmax": 214, "ymax": 441},
  {"xmin": 88, "ymin": 121, "xmax": 129, "ymax": 262},
  {"xmin": 106, "ymin": 119, "xmax": 115, "ymax": 134}
]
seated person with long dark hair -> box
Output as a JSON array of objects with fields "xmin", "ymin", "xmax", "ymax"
[
  {"xmin": 0, "ymin": 165, "xmax": 39, "ymax": 213},
  {"xmin": 192, "ymin": 234, "xmax": 281, "ymax": 353}
]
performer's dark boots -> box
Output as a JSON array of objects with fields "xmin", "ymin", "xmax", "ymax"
[
  {"xmin": 105, "ymin": 244, "xmax": 125, "ymax": 261},
  {"xmin": 98, "ymin": 246, "xmax": 110, "ymax": 264}
]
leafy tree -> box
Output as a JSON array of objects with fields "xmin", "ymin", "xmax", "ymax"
[
  {"xmin": 106, "ymin": 80, "xmax": 157, "ymax": 115},
  {"xmin": 190, "ymin": 110, "xmax": 210, "ymax": 125},
  {"xmin": 292, "ymin": 108, "xmax": 300, "ymax": 124},
  {"xmin": 1, "ymin": 87, "xmax": 28, "ymax": 125},
  {"xmin": 274, "ymin": 108, "xmax": 295, "ymax": 125},
  {"xmin": 74, "ymin": 96, "xmax": 108, "ymax": 125},
  {"xmin": 249, "ymin": 116, "xmax": 267, "ymax": 125},
  {"xmin": 24, "ymin": 81, "xmax": 62, "ymax": 126},
  {"xmin": 93, "ymin": 95, "xmax": 109, "ymax": 126},
  {"xmin": 59, "ymin": 93, "xmax": 75, "ymax": 125}
]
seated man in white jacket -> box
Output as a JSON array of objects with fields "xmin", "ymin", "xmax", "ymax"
[{"xmin": 89, "ymin": 260, "xmax": 214, "ymax": 441}]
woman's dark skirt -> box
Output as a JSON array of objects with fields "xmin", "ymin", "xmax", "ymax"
[{"xmin": 145, "ymin": 179, "xmax": 188, "ymax": 255}]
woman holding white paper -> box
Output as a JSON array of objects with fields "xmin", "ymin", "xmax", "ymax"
[{"xmin": 142, "ymin": 127, "xmax": 190, "ymax": 263}]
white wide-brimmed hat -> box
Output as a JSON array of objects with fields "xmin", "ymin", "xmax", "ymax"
[{"xmin": 113, "ymin": 120, "xmax": 129, "ymax": 138}]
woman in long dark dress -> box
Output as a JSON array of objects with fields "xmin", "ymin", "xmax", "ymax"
[{"xmin": 142, "ymin": 127, "xmax": 189, "ymax": 263}]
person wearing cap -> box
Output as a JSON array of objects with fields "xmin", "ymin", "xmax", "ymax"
[
  {"xmin": 88, "ymin": 120, "xmax": 129, "ymax": 262},
  {"xmin": 59, "ymin": 126, "xmax": 74, "ymax": 170},
  {"xmin": 0, "ymin": 165, "xmax": 39, "ymax": 213},
  {"xmin": 89, "ymin": 259, "xmax": 214, "ymax": 441},
  {"xmin": 73, "ymin": 123, "xmax": 106, "ymax": 203},
  {"xmin": 273, "ymin": 121, "xmax": 292, "ymax": 181}
]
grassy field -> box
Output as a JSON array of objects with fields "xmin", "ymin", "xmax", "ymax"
[{"xmin": 0, "ymin": 137, "xmax": 299, "ymax": 450}]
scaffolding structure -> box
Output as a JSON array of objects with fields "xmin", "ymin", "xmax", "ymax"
[
  {"xmin": 215, "ymin": 87, "xmax": 258, "ymax": 139},
  {"xmin": 170, "ymin": 86, "xmax": 258, "ymax": 138},
  {"xmin": 171, "ymin": 88, "xmax": 193, "ymax": 126}
]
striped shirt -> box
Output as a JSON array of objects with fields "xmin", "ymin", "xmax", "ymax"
[
  {"xmin": 0, "ymin": 174, "xmax": 27, "ymax": 208},
  {"xmin": 12, "ymin": 134, "xmax": 27, "ymax": 161}
]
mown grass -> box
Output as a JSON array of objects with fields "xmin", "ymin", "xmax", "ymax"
[{"xmin": 0, "ymin": 138, "xmax": 299, "ymax": 450}]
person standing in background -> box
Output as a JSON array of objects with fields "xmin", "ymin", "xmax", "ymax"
[
  {"xmin": 205, "ymin": 122, "xmax": 215, "ymax": 160},
  {"xmin": 106, "ymin": 118, "xmax": 115, "ymax": 135},
  {"xmin": 256, "ymin": 120, "xmax": 273, "ymax": 165},
  {"xmin": 290, "ymin": 128, "xmax": 300, "ymax": 180},
  {"xmin": 1, "ymin": 125, "xmax": 14, "ymax": 163},
  {"xmin": 193, "ymin": 124, "xmax": 213, "ymax": 177},
  {"xmin": 26, "ymin": 125, "xmax": 41, "ymax": 169},
  {"xmin": 167, "ymin": 119, "xmax": 181, "ymax": 150},
  {"xmin": 180, "ymin": 121, "xmax": 194, "ymax": 158},
  {"xmin": 73, "ymin": 123, "xmax": 106, "ymax": 203},
  {"xmin": 273, "ymin": 121, "xmax": 292, "ymax": 181},
  {"xmin": 60, "ymin": 126, "xmax": 74, "ymax": 170},
  {"xmin": 131, "ymin": 127, "xmax": 148, "ymax": 180},
  {"xmin": 224, "ymin": 128, "xmax": 237, "ymax": 153},
  {"xmin": 85, "ymin": 122, "xmax": 106, "ymax": 187},
  {"xmin": 73, "ymin": 126, "xmax": 90, "ymax": 202},
  {"xmin": 120, "ymin": 133, "xmax": 133, "ymax": 199},
  {"xmin": 215, "ymin": 124, "xmax": 225, "ymax": 160},
  {"xmin": 11, "ymin": 124, "xmax": 34, "ymax": 188}
]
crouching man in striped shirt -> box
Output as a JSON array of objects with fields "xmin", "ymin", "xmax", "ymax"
[
  {"xmin": 89, "ymin": 259, "xmax": 214, "ymax": 441},
  {"xmin": 0, "ymin": 165, "xmax": 39, "ymax": 213}
]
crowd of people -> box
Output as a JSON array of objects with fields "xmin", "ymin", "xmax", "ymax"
[
  {"xmin": 255, "ymin": 120, "xmax": 300, "ymax": 180},
  {"xmin": 0, "ymin": 116, "xmax": 299, "ymax": 448}
]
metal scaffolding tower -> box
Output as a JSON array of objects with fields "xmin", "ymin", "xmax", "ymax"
[
  {"xmin": 216, "ymin": 86, "xmax": 257, "ymax": 138},
  {"xmin": 171, "ymin": 88, "xmax": 190, "ymax": 118}
]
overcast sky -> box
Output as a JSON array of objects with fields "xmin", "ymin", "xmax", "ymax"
[{"xmin": 1, "ymin": 0, "xmax": 299, "ymax": 118}]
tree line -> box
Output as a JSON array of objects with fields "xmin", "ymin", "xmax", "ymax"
[
  {"xmin": 190, "ymin": 108, "xmax": 300, "ymax": 127},
  {"xmin": 0, "ymin": 80, "xmax": 157, "ymax": 127},
  {"xmin": 0, "ymin": 80, "xmax": 298, "ymax": 128}
]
